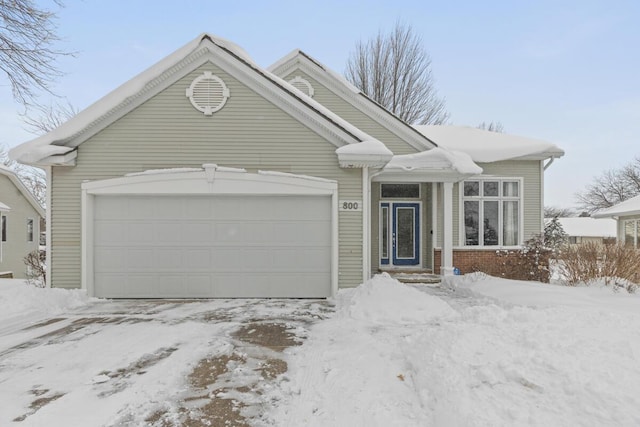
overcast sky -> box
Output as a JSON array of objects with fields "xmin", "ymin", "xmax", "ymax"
[{"xmin": 2, "ymin": 0, "xmax": 638, "ymax": 209}]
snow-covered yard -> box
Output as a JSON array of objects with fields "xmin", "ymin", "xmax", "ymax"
[{"xmin": 2, "ymin": 274, "xmax": 640, "ymax": 426}]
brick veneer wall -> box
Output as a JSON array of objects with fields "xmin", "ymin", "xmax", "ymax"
[{"xmin": 433, "ymin": 248, "xmax": 520, "ymax": 277}]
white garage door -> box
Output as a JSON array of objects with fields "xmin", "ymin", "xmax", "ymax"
[{"xmin": 93, "ymin": 194, "xmax": 332, "ymax": 298}]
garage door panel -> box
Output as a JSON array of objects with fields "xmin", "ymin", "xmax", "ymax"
[{"xmin": 93, "ymin": 194, "xmax": 332, "ymax": 298}]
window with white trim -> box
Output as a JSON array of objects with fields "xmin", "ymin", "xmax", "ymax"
[
  {"xmin": 1, "ymin": 215, "xmax": 6, "ymax": 242},
  {"xmin": 462, "ymin": 178, "xmax": 521, "ymax": 246},
  {"xmin": 27, "ymin": 218, "xmax": 34, "ymax": 242},
  {"xmin": 623, "ymin": 219, "xmax": 640, "ymax": 248}
]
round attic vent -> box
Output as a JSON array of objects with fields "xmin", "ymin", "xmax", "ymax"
[
  {"xmin": 186, "ymin": 71, "xmax": 230, "ymax": 115},
  {"xmin": 288, "ymin": 76, "xmax": 314, "ymax": 97}
]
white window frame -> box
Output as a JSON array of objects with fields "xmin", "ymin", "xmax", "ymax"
[
  {"xmin": 458, "ymin": 177, "xmax": 523, "ymax": 248},
  {"xmin": 0, "ymin": 214, "xmax": 6, "ymax": 262},
  {"xmin": 26, "ymin": 218, "xmax": 34, "ymax": 243}
]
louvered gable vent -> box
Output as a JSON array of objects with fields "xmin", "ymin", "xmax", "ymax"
[
  {"xmin": 287, "ymin": 76, "xmax": 314, "ymax": 97},
  {"xmin": 186, "ymin": 71, "xmax": 230, "ymax": 115}
]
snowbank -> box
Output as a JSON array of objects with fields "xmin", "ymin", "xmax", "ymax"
[{"xmin": 0, "ymin": 279, "xmax": 93, "ymax": 325}]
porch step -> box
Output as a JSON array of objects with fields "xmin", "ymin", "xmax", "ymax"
[{"xmin": 386, "ymin": 272, "xmax": 441, "ymax": 284}]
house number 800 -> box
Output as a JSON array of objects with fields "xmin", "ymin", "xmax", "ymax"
[{"xmin": 339, "ymin": 200, "xmax": 362, "ymax": 211}]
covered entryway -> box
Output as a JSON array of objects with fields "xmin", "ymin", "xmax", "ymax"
[{"xmin": 81, "ymin": 166, "xmax": 338, "ymax": 298}]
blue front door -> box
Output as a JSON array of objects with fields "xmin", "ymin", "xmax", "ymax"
[{"xmin": 380, "ymin": 202, "xmax": 420, "ymax": 266}]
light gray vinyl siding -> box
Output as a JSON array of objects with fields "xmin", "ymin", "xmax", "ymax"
[
  {"xmin": 50, "ymin": 62, "xmax": 363, "ymax": 289},
  {"xmin": 370, "ymin": 182, "xmax": 433, "ymax": 273},
  {"xmin": 281, "ymin": 71, "xmax": 419, "ymax": 156},
  {"xmin": 436, "ymin": 160, "xmax": 543, "ymax": 247},
  {"xmin": 0, "ymin": 175, "xmax": 41, "ymax": 278}
]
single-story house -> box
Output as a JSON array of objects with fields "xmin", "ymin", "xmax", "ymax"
[
  {"xmin": 592, "ymin": 195, "xmax": 640, "ymax": 248},
  {"xmin": 547, "ymin": 217, "xmax": 616, "ymax": 245},
  {"xmin": 0, "ymin": 165, "xmax": 45, "ymax": 278},
  {"xmin": 10, "ymin": 33, "xmax": 564, "ymax": 298}
]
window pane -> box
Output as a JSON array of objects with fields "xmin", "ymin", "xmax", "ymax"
[
  {"xmin": 381, "ymin": 184, "xmax": 420, "ymax": 198},
  {"xmin": 636, "ymin": 221, "xmax": 640, "ymax": 249},
  {"xmin": 1, "ymin": 216, "xmax": 6, "ymax": 242},
  {"xmin": 503, "ymin": 181, "xmax": 519, "ymax": 197},
  {"xmin": 483, "ymin": 201, "xmax": 499, "ymax": 245},
  {"xmin": 503, "ymin": 201, "xmax": 519, "ymax": 245},
  {"xmin": 27, "ymin": 219, "xmax": 34, "ymax": 242},
  {"xmin": 381, "ymin": 207, "xmax": 388, "ymax": 259},
  {"xmin": 464, "ymin": 181, "xmax": 479, "ymax": 197},
  {"xmin": 464, "ymin": 201, "xmax": 479, "ymax": 245},
  {"xmin": 483, "ymin": 181, "xmax": 499, "ymax": 197},
  {"xmin": 396, "ymin": 208, "xmax": 415, "ymax": 258},
  {"xmin": 625, "ymin": 221, "xmax": 635, "ymax": 247}
]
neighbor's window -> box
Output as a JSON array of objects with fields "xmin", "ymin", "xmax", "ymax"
[
  {"xmin": 381, "ymin": 183, "xmax": 420, "ymax": 198},
  {"xmin": 624, "ymin": 219, "xmax": 640, "ymax": 248},
  {"xmin": 1, "ymin": 215, "xmax": 6, "ymax": 242},
  {"xmin": 27, "ymin": 219, "xmax": 34, "ymax": 242},
  {"xmin": 462, "ymin": 179, "xmax": 520, "ymax": 246}
]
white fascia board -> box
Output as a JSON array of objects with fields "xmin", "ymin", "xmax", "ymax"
[{"xmin": 272, "ymin": 54, "xmax": 435, "ymax": 152}]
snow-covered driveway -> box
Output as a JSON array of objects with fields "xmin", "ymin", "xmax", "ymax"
[
  {"xmin": 0, "ymin": 287, "xmax": 330, "ymax": 426},
  {"xmin": 3, "ymin": 274, "xmax": 640, "ymax": 426}
]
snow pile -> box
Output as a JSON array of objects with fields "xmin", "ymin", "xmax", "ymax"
[
  {"xmin": 0, "ymin": 279, "xmax": 92, "ymax": 325},
  {"xmin": 593, "ymin": 193, "xmax": 640, "ymax": 218},
  {"xmin": 335, "ymin": 139, "xmax": 394, "ymax": 156},
  {"xmin": 264, "ymin": 273, "xmax": 640, "ymax": 426},
  {"xmin": 383, "ymin": 147, "xmax": 482, "ymax": 175},
  {"xmin": 336, "ymin": 273, "xmax": 456, "ymax": 324}
]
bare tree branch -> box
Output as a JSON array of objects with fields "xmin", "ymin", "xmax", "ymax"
[
  {"xmin": 345, "ymin": 21, "xmax": 450, "ymax": 125},
  {"xmin": 0, "ymin": 0, "xmax": 71, "ymax": 107},
  {"xmin": 21, "ymin": 100, "xmax": 77, "ymax": 134},
  {"xmin": 477, "ymin": 121, "xmax": 504, "ymax": 133},
  {"xmin": 577, "ymin": 157, "xmax": 640, "ymax": 213}
]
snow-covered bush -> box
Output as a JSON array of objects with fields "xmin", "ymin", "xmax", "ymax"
[
  {"xmin": 496, "ymin": 234, "xmax": 553, "ymax": 282},
  {"xmin": 558, "ymin": 242, "xmax": 640, "ymax": 291}
]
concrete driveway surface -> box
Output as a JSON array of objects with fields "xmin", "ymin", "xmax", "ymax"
[{"xmin": 0, "ymin": 298, "xmax": 333, "ymax": 426}]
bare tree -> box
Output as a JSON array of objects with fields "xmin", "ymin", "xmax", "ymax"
[
  {"xmin": 544, "ymin": 206, "xmax": 576, "ymax": 218},
  {"xmin": 577, "ymin": 157, "xmax": 640, "ymax": 213},
  {"xmin": 345, "ymin": 22, "xmax": 449, "ymax": 125},
  {"xmin": 0, "ymin": 0, "xmax": 71, "ymax": 107},
  {"xmin": 477, "ymin": 121, "xmax": 504, "ymax": 133},
  {"xmin": 1, "ymin": 144, "xmax": 46, "ymax": 207},
  {"xmin": 21, "ymin": 101, "xmax": 77, "ymax": 134}
]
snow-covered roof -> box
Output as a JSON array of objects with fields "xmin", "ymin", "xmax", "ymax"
[
  {"xmin": 11, "ymin": 33, "xmax": 388, "ymax": 166},
  {"xmin": 592, "ymin": 195, "xmax": 640, "ymax": 219},
  {"xmin": 384, "ymin": 148, "xmax": 482, "ymax": 175},
  {"xmin": 548, "ymin": 217, "xmax": 617, "ymax": 238},
  {"xmin": 414, "ymin": 125, "xmax": 565, "ymax": 162},
  {"xmin": 0, "ymin": 165, "xmax": 45, "ymax": 217},
  {"xmin": 268, "ymin": 49, "xmax": 436, "ymax": 152}
]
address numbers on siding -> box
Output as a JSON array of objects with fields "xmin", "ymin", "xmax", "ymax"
[{"xmin": 339, "ymin": 200, "xmax": 362, "ymax": 211}]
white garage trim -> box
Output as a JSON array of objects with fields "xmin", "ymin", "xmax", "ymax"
[{"xmin": 81, "ymin": 167, "xmax": 338, "ymax": 298}]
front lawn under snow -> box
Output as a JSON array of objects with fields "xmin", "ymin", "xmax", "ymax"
[
  {"xmin": 2, "ymin": 275, "xmax": 640, "ymax": 426},
  {"xmin": 262, "ymin": 273, "xmax": 640, "ymax": 426}
]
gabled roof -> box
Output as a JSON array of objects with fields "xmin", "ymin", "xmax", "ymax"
[
  {"xmin": 414, "ymin": 125, "xmax": 565, "ymax": 162},
  {"xmin": 268, "ymin": 49, "xmax": 438, "ymax": 152},
  {"xmin": 11, "ymin": 34, "xmax": 390, "ymax": 166},
  {"xmin": 593, "ymin": 194, "xmax": 640, "ymax": 219},
  {"xmin": 0, "ymin": 165, "xmax": 45, "ymax": 217}
]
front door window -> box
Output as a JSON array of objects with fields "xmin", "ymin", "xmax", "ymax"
[{"xmin": 380, "ymin": 202, "xmax": 420, "ymax": 266}]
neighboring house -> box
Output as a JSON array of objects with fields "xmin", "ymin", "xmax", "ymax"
[
  {"xmin": 10, "ymin": 33, "xmax": 564, "ymax": 298},
  {"xmin": 593, "ymin": 195, "xmax": 640, "ymax": 248},
  {"xmin": 547, "ymin": 217, "xmax": 616, "ymax": 245},
  {"xmin": 0, "ymin": 165, "xmax": 45, "ymax": 278}
]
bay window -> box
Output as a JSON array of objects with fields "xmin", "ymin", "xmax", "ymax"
[{"xmin": 462, "ymin": 178, "xmax": 521, "ymax": 246}]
